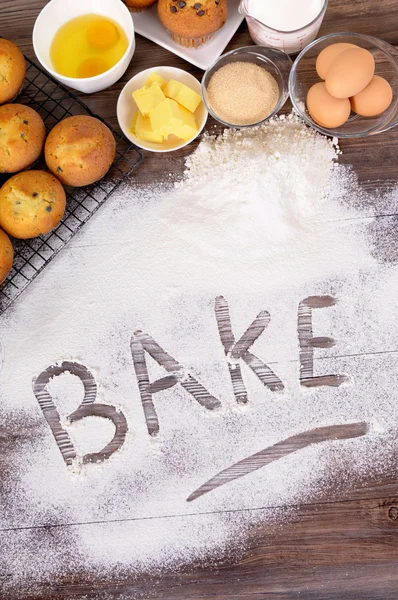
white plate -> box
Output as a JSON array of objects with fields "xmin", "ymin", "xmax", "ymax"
[{"xmin": 133, "ymin": 0, "xmax": 244, "ymax": 70}]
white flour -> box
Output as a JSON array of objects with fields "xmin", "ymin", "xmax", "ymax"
[{"xmin": 1, "ymin": 115, "xmax": 398, "ymax": 593}]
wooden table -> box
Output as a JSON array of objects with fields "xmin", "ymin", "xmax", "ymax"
[{"xmin": 1, "ymin": 1, "xmax": 398, "ymax": 598}]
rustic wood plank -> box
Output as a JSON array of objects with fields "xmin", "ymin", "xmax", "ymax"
[
  {"xmin": 1, "ymin": 0, "xmax": 398, "ymax": 598},
  {"xmin": 3, "ymin": 496, "xmax": 398, "ymax": 599}
]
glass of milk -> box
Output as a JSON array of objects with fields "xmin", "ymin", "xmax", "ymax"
[{"xmin": 239, "ymin": 0, "xmax": 328, "ymax": 55}]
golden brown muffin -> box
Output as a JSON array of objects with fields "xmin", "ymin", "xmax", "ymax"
[
  {"xmin": 0, "ymin": 170, "xmax": 66, "ymax": 239},
  {"xmin": 0, "ymin": 38, "xmax": 26, "ymax": 104},
  {"xmin": 45, "ymin": 115, "xmax": 116, "ymax": 187},
  {"xmin": 158, "ymin": 0, "xmax": 227, "ymax": 47},
  {"xmin": 0, "ymin": 228, "xmax": 14, "ymax": 283},
  {"xmin": 123, "ymin": 0, "xmax": 157, "ymax": 11},
  {"xmin": 0, "ymin": 104, "xmax": 46, "ymax": 173}
]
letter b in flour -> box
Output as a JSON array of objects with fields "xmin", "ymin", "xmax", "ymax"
[
  {"xmin": 33, "ymin": 361, "xmax": 128, "ymax": 466},
  {"xmin": 298, "ymin": 296, "xmax": 349, "ymax": 388}
]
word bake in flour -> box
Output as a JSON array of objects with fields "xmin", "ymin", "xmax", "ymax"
[{"xmin": 32, "ymin": 295, "xmax": 349, "ymax": 470}]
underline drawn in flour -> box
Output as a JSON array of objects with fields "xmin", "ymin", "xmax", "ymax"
[
  {"xmin": 298, "ymin": 296, "xmax": 349, "ymax": 388},
  {"xmin": 215, "ymin": 296, "xmax": 284, "ymax": 403},
  {"xmin": 187, "ymin": 422, "xmax": 369, "ymax": 502},
  {"xmin": 33, "ymin": 362, "xmax": 128, "ymax": 466},
  {"xmin": 130, "ymin": 330, "xmax": 221, "ymax": 436}
]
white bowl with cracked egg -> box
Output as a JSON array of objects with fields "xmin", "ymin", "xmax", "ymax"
[{"xmin": 117, "ymin": 66, "xmax": 208, "ymax": 153}]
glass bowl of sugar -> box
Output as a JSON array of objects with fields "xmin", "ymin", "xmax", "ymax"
[{"xmin": 201, "ymin": 46, "xmax": 292, "ymax": 128}]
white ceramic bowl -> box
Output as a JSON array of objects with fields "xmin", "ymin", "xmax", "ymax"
[
  {"xmin": 117, "ymin": 66, "xmax": 208, "ymax": 153},
  {"xmin": 33, "ymin": 0, "xmax": 135, "ymax": 94}
]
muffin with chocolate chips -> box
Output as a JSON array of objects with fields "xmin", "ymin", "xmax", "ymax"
[
  {"xmin": 45, "ymin": 115, "xmax": 116, "ymax": 187},
  {"xmin": 122, "ymin": 0, "xmax": 157, "ymax": 12},
  {"xmin": 0, "ymin": 104, "xmax": 46, "ymax": 173},
  {"xmin": 0, "ymin": 170, "xmax": 66, "ymax": 239},
  {"xmin": 0, "ymin": 38, "xmax": 26, "ymax": 105},
  {"xmin": 158, "ymin": 0, "xmax": 227, "ymax": 48}
]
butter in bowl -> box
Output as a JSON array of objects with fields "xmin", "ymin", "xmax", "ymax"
[{"xmin": 117, "ymin": 67, "xmax": 208, "ymax": 152}]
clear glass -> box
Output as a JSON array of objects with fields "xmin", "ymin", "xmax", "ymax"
[
  {"xmin": 239, "ymin": 0, "xmax": 328, "ymax": 55},
  {"xmin": 201, "ymin": 46, "xmax": 292, "ymax": 129},
  {"xmin": 289, "ymin": 32, "xmax": 398, "ymax": 138}
]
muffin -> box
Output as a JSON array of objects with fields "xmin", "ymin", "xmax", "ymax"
[
  {"xmin": 158, "ymin": 0, "xmax": 227, "ymax": 48},
  {"xmin": 0, "ymin": 170, "xmax": 66, "ymax": 239},
  {"xmin": 0, "ymin": 38, "xmax": 26, "ymax": 104},
  {"xmin": 0, "ymin": 228, "xmax": 14, "ymax": 283},
  {"xmin": 45, "ymin": 115, "xmax": 116, "ymax": 187},
  {"xmin": 123, "ymin": 0, "xmax": 157, "ymax": 11},
  {"xmin": 0, "ymin": 104, "xmax": 46, "ymax": 173}
]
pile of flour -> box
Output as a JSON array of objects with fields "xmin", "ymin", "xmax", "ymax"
[{"xmin": 1, "ymin": 114, "xmax": 398, "ymax": 594}]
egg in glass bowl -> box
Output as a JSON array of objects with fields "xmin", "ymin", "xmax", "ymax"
[{"xmin": 289, "ymin": 32, "xmax": 398, "ymax": 138}]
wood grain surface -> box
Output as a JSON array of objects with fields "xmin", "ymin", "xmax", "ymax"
[{"xmin": 1, "ymin": 0, "xmax": 398, "ymax": 598}]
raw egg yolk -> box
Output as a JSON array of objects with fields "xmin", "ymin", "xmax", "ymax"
[
  {"xmin": 77, "ymin": 57, "xmax": 109, "ymax": 78},
  {"xmin": 86, "ymin": 20, "xmax": 119, "ymax": 50}
]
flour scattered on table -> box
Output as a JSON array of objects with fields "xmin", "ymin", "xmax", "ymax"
[{"xmin": 1, "ymin": 115, "xmax": 398, "ymax": 594}]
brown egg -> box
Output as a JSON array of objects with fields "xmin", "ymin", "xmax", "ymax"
[
  {"xmin": 316, "ymin": 43, "xmax": 358, "ymax": 80},
  {"xmin": 350, "ymin": 75, "xmax": 393, "ymax": 117},
  {"xmin": 307, "ymin": 82, "xmax": 351, "ymax": 128},
  {"xmin": 325, "ymin": 48, "xmax": 375, "ymax": 99}
]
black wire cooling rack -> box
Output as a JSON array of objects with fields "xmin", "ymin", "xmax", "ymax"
[{"xmin": 0, "ymin": 55, "xmax": 143, "ymax": 315}]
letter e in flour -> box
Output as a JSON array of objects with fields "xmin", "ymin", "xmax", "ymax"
[{"xmin": 297, "ymin": 296, "xmax": 349, "ymax": 388}]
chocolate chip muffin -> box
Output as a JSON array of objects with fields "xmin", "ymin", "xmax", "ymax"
[
  {"xmin": 45, "ymin": 115, "xmax": 116, "ymax": 187},
  {"xmin": 0, "ymin": 104, "xmax": 46, "ymax": 173},
  {"xmin": 0, "ymin": 170, "xmax": 66, "ymax": 239},
  {"xmin": 0, "ymin": 38, "xmax": 26, "ymax": 104},
  {"xmin": 0, "ymin": 228, "xmax": 14, "ymax": 283},
  {"xmin": 158, "ymin": 0, "xmax": 227, "ymax": 48},
  {"xmin": 122, "ymin": 0, "xmax": 157, "ymax": 11}
]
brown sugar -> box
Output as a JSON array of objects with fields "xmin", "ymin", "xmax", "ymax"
[{"xmin": 207, "ymin": 61, "xmax": 279, "ymax": 126}]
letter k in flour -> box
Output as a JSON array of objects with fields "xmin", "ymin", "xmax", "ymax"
[{"xmin": 215, "ymin": 296, "xmax": 284, "ymax": 403}]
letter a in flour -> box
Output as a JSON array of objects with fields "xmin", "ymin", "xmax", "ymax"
[
  {"xmin": 297, "ymin": 296, "xmax": 349, "ymax": 387},
  {"xmin": 33, "ymin": 361, "xmax": 128, "ymax": 466},
  {"xmin": 130, "ymin": 330, "xmax": 221, "ymax": 437},
  {"xmin": 215, "ymin": 296, "xmax": 284, "ymax": 403}
]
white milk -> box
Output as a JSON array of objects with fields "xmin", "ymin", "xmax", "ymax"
[
  {"xmin": 239, "ymin": 0, "xmax": 326, "ymax": 54},
  {"xmin": 248, "ymin": 0, "xmax": 324, "ymax": 32}
]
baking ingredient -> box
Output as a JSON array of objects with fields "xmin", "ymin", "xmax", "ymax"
[
  {"xmin": 131, "ymin": 73, "xmax": 201, "ymax": 144},
  {"xmin": 306, "ymin": 82, "xmax": 351, "ymax": 128},
  {"xmin": 150, "ymin": 98, "xmax": 197, "ymax": 140},
  {"xmin": 145, "ymin": 72, "xmax": 167, "ymax": 90},
  {"xmin": 134, "ymin": 112, "xmax": 164, "ymax": 143},
  {"xmin": 350, "ymin": 75, "xmax": 393, "ymax": 117},
  {"xmin": 245, "ymin": 0, "xmax": 323, "ymax": 32},
  {"xmin": 206, "ymin": 61, "xmax": 279, "ymax": 126},
  {"xmin": 325, "ymin": 47, "xmax": 375, "ymax": 99},
  {"xmin": 3, "ymin": 115, "xmax": 398, "ymax": 594},
  {"xmin": 316, "ymin": 42, "xmax": 358, "ymax": 80},
  {"xmin": 164, "ymin": 79, "xmax": 202, "ymax": 113},
  {"xmin": 0, "ymin": 228, "xmax": 13, "ymax": 283},
  {"xmin": 132, "ymin": 81, "xmax": 166, "ymax": 117},
  {"xmin": 50, "ymin": 14, "xmax": 128, "ymax": 79}
]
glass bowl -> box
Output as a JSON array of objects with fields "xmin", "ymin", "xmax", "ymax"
[
  {"xmin": 289, "ymin": 32, "xmax": 398, "ymax": 138},
  {"xmin": 201, "ymin": 46, "xmax": 292, "ymax": 128}
]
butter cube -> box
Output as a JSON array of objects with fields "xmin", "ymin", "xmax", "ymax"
[
  {"xmin": 132, "ymin": 82, "xmax": 166, "ymax": 117},
  {"xmin": 164, "ymin": 79, "xmax": 202, "ymax": 113},
  {"xmin": 149, "ymin": 98, "xmax": 183, "ymax": 136},
  {"xmin": 135, "ymin": 112, "xmax": 164, "ymax": 144},
  {"xmin": 170, "ymin": 106, "xmax": 198, "ymax": 141},
  {"xmin": 145, "ymin": 72, "xmax": 167, "ymax": 91},
  {"xmin": 130, "ymin": 111, "xmax": 139, "ymax": 134}
]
